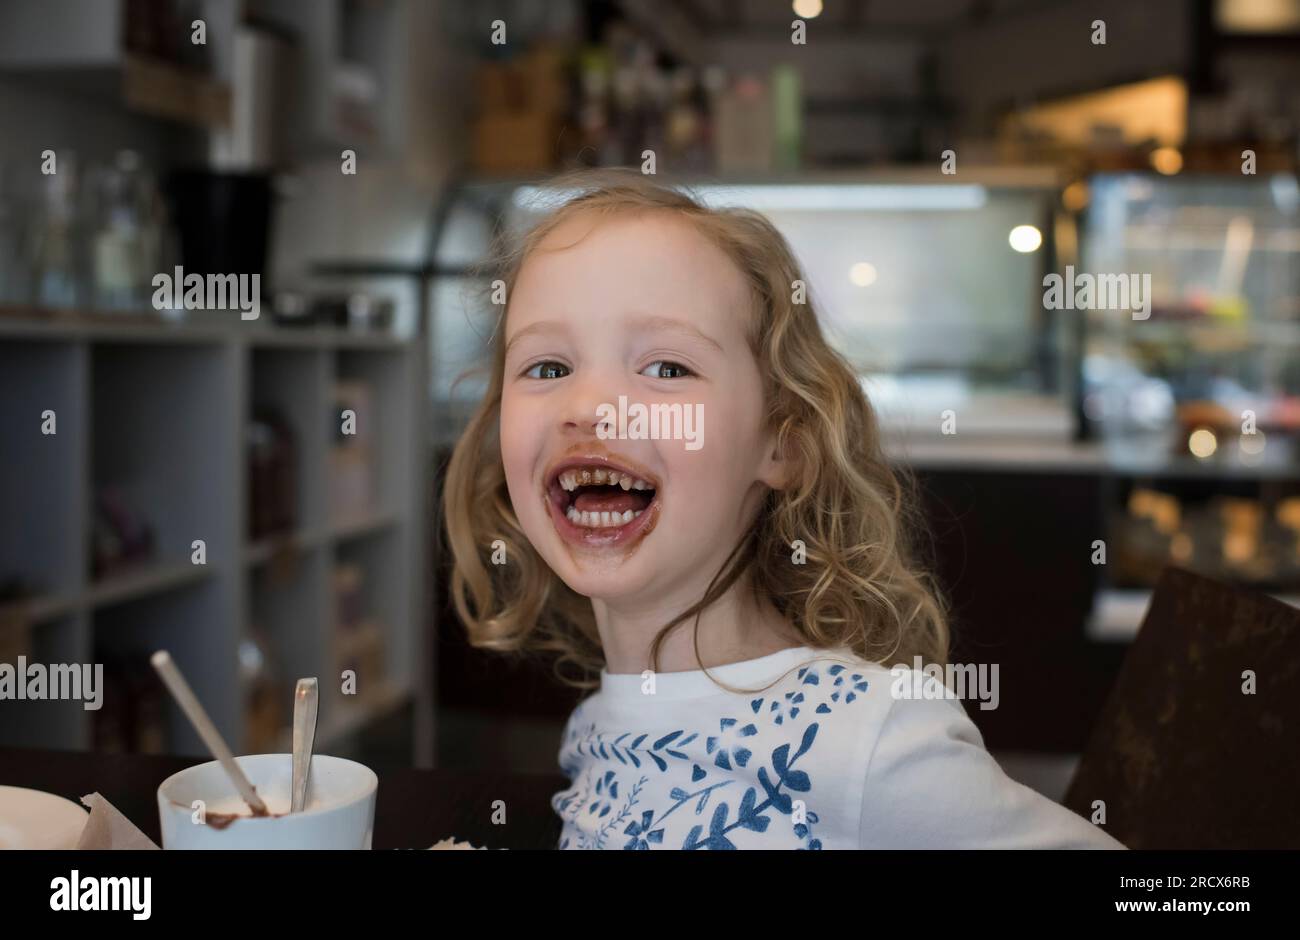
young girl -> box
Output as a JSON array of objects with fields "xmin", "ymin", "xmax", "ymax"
[{"xmin": 444, "ymin": 171, "xmax": 1123, "ymax": 850}]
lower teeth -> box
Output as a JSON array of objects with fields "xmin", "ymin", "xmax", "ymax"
[{"xmin": 565, "ymin": 506, "xmax": 644, "ymax": 528}]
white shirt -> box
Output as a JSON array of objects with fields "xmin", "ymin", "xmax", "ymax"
[{"xmin": 552, "ymin": 645, "xmax": 1124, "ymax": 849}]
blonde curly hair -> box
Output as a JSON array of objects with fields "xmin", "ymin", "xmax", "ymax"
[{"xmin": 443, "ymin": 169, "xmax": 949, "ymax": 689}]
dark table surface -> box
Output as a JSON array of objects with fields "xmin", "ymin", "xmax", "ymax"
[{"xmin": 0, "ymin": 748, "xmax": 567, "ymax": 850}]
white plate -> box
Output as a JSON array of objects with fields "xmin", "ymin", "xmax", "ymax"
[{"xmin": 0, "ymin": 786, "xmax": 88, "ymax": 849}]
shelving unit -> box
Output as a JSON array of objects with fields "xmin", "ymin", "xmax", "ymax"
[
  {"xmin": 0, "ymin": 310, "xmax": 425, "ymax": 757},
  {"xmin": 0, "ymin": 0, "xmax": 234, "ymax": 129}
]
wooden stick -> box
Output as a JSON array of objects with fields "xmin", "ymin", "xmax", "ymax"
[{"xmin": 150, "ymin": 650, "xmax": 269, "ymax": 815}]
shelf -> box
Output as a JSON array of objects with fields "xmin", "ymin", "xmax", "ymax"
[
  {"xmin": 247, "ymin": 327, "xmax": 412, "ymax": 350},
  {"xmin": 0, "ymin": 592, "xmax": 79, "ymax": 626},
  {"xmin": 312, "ymin": 260, "xmax": 438, "ymax": 278},
  {"xmin": 86, "ymin": 559, "xmax": 214, "ymax": 610},
  {"xmin": 244, "ymin": 528, "xmax": 329, "ymax": 568},
  {"xmin": 0, "ymin": 308, "xmax": 414, "ymax": 349},
  {"xmin": 1103, "ymin": 451, "xmax": 1300, "ymax": 481},
  {"xmin": 0, "ymin": 312, "xmax": 228, "ymax": 345},
  {"xmin": 121, "ymin": 54, "xmax": 230, "ymax": 129},
  {"xmin": 1088, "ymin": 586, "xmax": 1300, "ymax": 642},
  {"xmin": 242, "ymin": 510, "xmax": 401, "ymax": 567},
  {"xmin": 1092, "ymin": 319, "xmax": 1300, "ymax": 347}
]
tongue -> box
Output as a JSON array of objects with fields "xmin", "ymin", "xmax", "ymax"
[{"xmin": 573, "ymin": 488, "xmax": 650, "ymax": 514}]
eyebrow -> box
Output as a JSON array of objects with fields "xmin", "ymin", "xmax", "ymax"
[
  {"xmin": 504, "ymin": 315, "xmax": 725, "ymax": 358},
  {"xmin": 504, "ymin": 320, "xmax": 567, "ymax": 359},
  {"xmin": 628, "ymin": 315, "xmax": 725, "ymax": 353}
]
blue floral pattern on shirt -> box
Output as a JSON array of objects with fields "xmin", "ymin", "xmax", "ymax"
[{"xmin": 553, "ymin": 661, "xmax": 869, "ymax": 849}]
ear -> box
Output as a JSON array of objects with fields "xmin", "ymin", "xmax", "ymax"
[{"xmin": 756, "ymin": 429, "xmax": 792, "ymax": 491}]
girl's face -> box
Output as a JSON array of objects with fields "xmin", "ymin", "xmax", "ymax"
[{"xmin": 500, "ymin": 211, "xmax": 784, "ymax": 605}]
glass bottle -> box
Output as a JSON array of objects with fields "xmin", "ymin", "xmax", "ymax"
[{"xmin": 30, "ymin": 152, "xmax": 84, "ymax": 309}]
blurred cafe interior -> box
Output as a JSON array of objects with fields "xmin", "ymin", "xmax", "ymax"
[{"xmin": 1, "ymin": 0, "xmax": 1298, "ymax": 806}]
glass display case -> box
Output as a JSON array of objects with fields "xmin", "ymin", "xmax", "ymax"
[
  {"xmin": 1080, "ymin": 172, "xmax": 1300, "ymax": 603},
  {"xmin": 431, "ymin": 175, "xmax": 1069, "ymax": 439},
  {"xmin": 1080, "ymin": 172, "xmax": 1300, "ymax": 472}
]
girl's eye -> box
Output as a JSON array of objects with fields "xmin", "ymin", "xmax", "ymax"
[
  {"xmin": 524, "ymin": 361, "xmax": 570, "ymax": 379},
  {"xmin": 640, "ymin": 361, "xmax": 693, "ymax": 379}
]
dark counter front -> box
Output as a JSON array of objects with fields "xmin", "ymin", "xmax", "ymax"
[{"xmin": 914, "ymin": 467, "xmax": 1126, "ymax": 752}]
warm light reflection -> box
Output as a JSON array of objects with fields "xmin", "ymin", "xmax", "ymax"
[
  {"xmin": 1151, "ymin": 146, "xmax": 1183, "ymax": 175},
  {"xmin": 849, "ymin": 262, "xmax": 878, "ymax": 287},
  {"xmin": 793, "ymin": 0, "xmax": 824, "ymax": 17},
  {"xmin": 1062, "ymin": 181, "xmax": 1090, "ymax": 211},
  {"xmin": 1008, "ymin": 225, "xmax": 1042, "ymax": 253},
  {"xmin": 1188, "ymin": 427, "xmax": 1218, "ymax": 458}
]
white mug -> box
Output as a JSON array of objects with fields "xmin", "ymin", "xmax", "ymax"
[{"xmin": 157, "ymin": 754, "xmax": 377, "ymax": 849}]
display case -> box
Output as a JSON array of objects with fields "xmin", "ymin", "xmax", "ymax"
[
  {"xmin": 431, "ymin": 173, "xmax": 1070, "ymax": 440},
  {"xmin": 1079, "ymin": 172, "xmax": 1300, "ymax": 613},
  {"xmin": 1080, "ymin": 172, "xmax": 1300, "ymax": 471}
]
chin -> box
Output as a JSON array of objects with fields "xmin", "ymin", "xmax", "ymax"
[{"xmin": 548, "ymin": 550, "xmax": 664, "ymax": 601}]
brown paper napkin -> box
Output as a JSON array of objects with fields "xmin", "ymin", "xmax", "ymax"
[{"xmin": 75, "ymin": 793, "xmax": 160, "ymax": 850}]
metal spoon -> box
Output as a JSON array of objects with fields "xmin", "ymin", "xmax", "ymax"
[{"xmin": 290, "ymin": 678, "xmax": 319, "ymax": 813}]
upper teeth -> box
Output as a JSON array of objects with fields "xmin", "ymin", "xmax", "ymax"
[{"xmin": 558, "ymin": 468, "xmax": 653, "ymax": 492}]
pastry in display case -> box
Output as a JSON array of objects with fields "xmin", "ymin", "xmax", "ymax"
[
  {"xmin": 1111, "ymin": 485, "xmax": 1300, "ymax": 594},
  {"xmin": 1079, "ymin": 172, "xmax": 1300, "ymax": 472}
]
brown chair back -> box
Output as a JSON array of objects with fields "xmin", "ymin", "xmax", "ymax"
[{"xmin": 1064, "ymin": 567, "xmax": 1300, "ymax": 848}]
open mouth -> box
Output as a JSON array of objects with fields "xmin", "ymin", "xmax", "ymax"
[{"xmin": 544, "ymin": 458, "xmax": 660, "ymax": 546}]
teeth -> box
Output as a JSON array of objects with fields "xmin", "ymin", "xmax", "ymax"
[
  {"xmin": 564, "ymin": 505, "xmax": 645, "ymax": 529},
  {"xmin": 555, "ymin": 466, "xmax": 655, "ymax": 492}
]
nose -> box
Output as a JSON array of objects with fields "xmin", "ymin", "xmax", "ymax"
[{"xmin": 557, "ymin": 366, "xmax": 623, "ymax": 439}]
